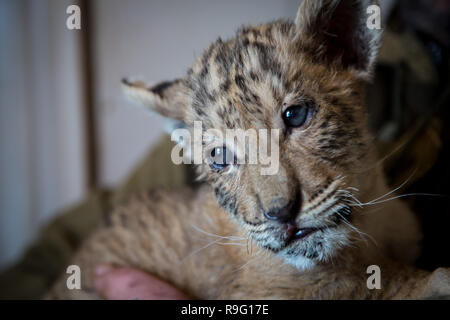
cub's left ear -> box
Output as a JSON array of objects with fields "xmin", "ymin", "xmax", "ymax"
[
  {"xmin": 121, "ymin": 78, "xmax": 188, "ymax": 121},
  {"xmin": 295, "ymin": 0, "xmax": 381, "ymax": 78}
]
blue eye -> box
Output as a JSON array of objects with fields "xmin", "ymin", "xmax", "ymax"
[
  {"xmin": 282, "ymin": 103, "xmax": 313, "ymax": 128},
  {"xmin": 209, "ymin": 146, "xmax": 233, "ymax": 170}
]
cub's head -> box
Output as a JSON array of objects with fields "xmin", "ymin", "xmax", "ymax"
[{"xmin": 123, "ymin": 0, "xmax": 381, "ymax": 270}]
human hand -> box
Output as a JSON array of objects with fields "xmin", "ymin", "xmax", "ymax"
[{"xmin": 93, "ymin": 264, "xmax": 190, "ymax": 300}]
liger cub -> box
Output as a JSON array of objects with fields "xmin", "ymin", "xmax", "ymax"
[{"xmin": 48, "ymin": 0, "xmax": 450, "ymax": 299}]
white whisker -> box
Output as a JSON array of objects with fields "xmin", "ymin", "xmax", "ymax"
[{"xmin": 189, "ymin": 223, "xmax": 246, "ymax": 241}]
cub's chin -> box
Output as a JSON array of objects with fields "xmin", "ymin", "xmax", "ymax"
[{"xmin": 279, "ymin": 225, "xmax": 352, "ymax": 271}]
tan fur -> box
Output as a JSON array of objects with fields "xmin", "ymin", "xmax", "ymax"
[{"xmin": 48, "ymin": 0, "xmax": 450, "ymax": 299}]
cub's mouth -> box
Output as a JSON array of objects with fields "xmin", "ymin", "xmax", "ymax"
[
  {"xmin": 285, "ymin": 225, "xmax": 330, "ymax": 244},
  {"xmin": 284, "ymin": 206, "xmax": 351, "ymax": 246}
]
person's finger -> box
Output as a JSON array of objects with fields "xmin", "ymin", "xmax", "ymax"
[{"xmin": 92, "ymin": 264, "xmax": 191, "ymax": 300}]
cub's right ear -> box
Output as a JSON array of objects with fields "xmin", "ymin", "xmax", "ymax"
[{"xmin": 121, "ymin": 78, "xmax": 188, "ymax": 121}]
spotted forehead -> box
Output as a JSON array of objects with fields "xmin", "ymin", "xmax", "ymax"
[{"xmin": 185, "ymin": 20, "xmax": 297, "ymax": 131}]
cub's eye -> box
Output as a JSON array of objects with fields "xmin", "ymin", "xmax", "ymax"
[
  {"xmin": 282, "ymin": 103, "xmax": 312, "ymax": 128},
  {"xmin": 209, "ymin": 146, "xmax": 234, "ymax": 171}
]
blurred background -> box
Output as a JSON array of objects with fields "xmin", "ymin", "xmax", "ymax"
[{"xmin": 0, "ymin": 0, "xmax": 449, "ymax": 298}]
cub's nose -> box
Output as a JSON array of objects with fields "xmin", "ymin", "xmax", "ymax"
[{"xmin": 263, "ymin": 196, "xmax": 301, "ymax": 223}]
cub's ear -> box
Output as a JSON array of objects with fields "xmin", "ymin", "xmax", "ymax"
[
  {"xmin": 295, "ymin": 0, "xmax": 381, "ymax": 78},
  {"xmin": 121, "ymin": 78, "xmax": 188, "ymax": 121}
]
